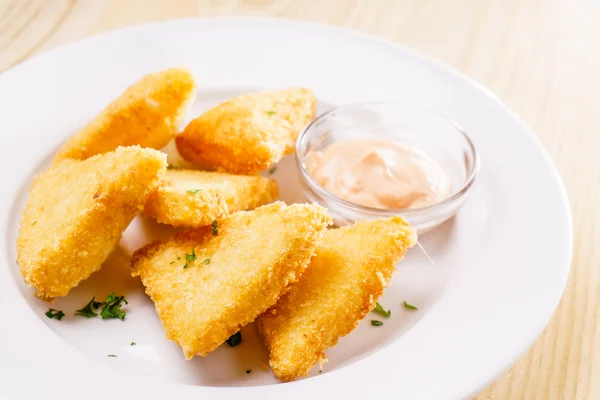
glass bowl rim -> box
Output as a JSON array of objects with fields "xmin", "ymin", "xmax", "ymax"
[{"xmin": 294, "ymin": 101, "xmax": 480, "ymax": 217}]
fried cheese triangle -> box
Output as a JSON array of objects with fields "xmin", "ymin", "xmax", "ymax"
[
  {"xmin": 17, "ymin": 146, "xmax": 167, "ymax": 300},
  {"xmin": 176, "ymin": 88, "xmax": 315, "ymax": 174},
  {"xmin": 131, "ymin": 202, "xmax": 330, "ymax": 359},
  {"xmin": 143, "ymin": 169, "xmax": 278, "ymax": 227},
  {"xmin": 55, "ymin": 67, "xmax": 196, "ymax": 162},
  {"xmin": 257, "ymin": 217, "xmax": 417, "ymax": 381}
]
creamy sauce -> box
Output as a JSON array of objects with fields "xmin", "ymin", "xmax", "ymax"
[{"xmin": 307, "ymin": 139, "xmax": 451, "ymax": 209}]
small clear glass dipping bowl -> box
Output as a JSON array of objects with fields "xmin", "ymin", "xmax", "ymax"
[{"xmin": 295, "ymin": 102, "xmax": 479, "ymax": 232}]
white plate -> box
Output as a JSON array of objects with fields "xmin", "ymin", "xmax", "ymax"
[{"xmin": 0, "ymin": 18, "xmax": 571, "ymax": 400}]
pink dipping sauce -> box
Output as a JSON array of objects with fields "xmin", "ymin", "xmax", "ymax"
[{"xmin": 307, "ymin": 139, "xmax": 451, "ymax": 209}]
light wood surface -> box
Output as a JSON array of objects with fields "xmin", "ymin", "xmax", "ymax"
[{"xmin": 1, "ymin": 1, "xmax": 598, "ymax": 398}]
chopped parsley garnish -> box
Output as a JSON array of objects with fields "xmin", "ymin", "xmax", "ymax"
[
  {"xmin": 107, "ymin": 354, "xmax": 117, "ymax": 357},
  {"xmin": 100, "ymin": 292, "xmax": 128, "ymax": 320},
  {"xmin": 373, "ymin": 302, "xmax": 391, "ymax": 317},
  {"xmin": 131, "ymin": 342, "xmax": 136, "ymax": 346},
  {"xmin": 403, "ymin": 301, "xmax": 418, "ymax": 311},
  {"xmin": 204, "ymin": 258, "xmax": 211, "ymax": 265},
  {"xmin": 75, "ymin": 297, "xmax": 103, "ymax": 318},
  {"xmin": 183, "ymin": 248, "xmax": 197, "ymax": 269},
  {"xmin": 75, "ymin": 293, "xmax": 128, "ymax": 320},
  {"xmin": 187, "ymin": 189, "xmax": 201, "ymax": 194},
  {"xmin": 246, "ymin": 369, "xmax": 252, "ymax": 374},
  {"xmin": 268, "ymin": 166, "xmax": 277, "ymax": 174},
  {"xmin": 226, "ymin": 331, "xmax": 242, "ymax": 347},
  {"xmin": 177, "ymin": 256, "xmax": 181, "ymax": 260},
  {"xmin": 212, "ymin": 220, "xmax": 218, "ymax": 235},
  {"xmin": 265, "ymin": 110, "xmax": 276, "ymax": 115},
  {"xmin": 166, "ymin": 165, "xmax": 178, "ymax": 170},
  {"xmin": 371, "ymin": 320, "xmax": 383, "ymax": 326},
  {"xmin": 45, "ymin": 309, "xmax": 65, "ymax": 320},
  {"xmin": 169, "ymin": 261, "xmax": 174, "ymax": 265}
]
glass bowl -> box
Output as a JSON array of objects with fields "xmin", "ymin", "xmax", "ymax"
[{"xmin": 295, "ymin": 102, "xmax": 479, "ymax": 233}]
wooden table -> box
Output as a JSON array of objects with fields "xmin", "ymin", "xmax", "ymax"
[{"xmin": 1, "ymin": 1, "xmax": 598, "ymax": 398}]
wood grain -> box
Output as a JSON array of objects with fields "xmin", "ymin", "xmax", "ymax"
[{"xmin": 1, "ymin": 0, "xmax": 598, "ymax": 398}]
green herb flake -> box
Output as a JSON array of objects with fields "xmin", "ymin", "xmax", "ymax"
[
  {"xmin": 166, "ymin": 165, "xmax": 177, "ymax": 170},
  {"xmin": 32, "ymin": 221, "xmax": 37, "ymax": 226},
  {"xmin": 75, "ymin": 297, "xmax": 103, "ymax": 318},
  {"xmin": 265, "ymin": 110, "xmax": 276, "ymax": 115},
  {"xmin": 403, "ymin": 301, "xmax": 418, "ymax": 311},
  {"xmin": 371, "ymin": 320, "xmax": 384, "ymax": 326},
  {"xmin": 177, "ymin": 256, "xmax": 181, "ymax": 260},
  {"xmin": 75, "ymin": 293, "xmax": 128, "ymax": 320},
  {"xmin": 204, "ymin": 258, "xmax": 211, "ymax": 265},
  {"xmin": 226, "ymin": 331, "xmax": 242, "ymax": 347},
  {"xmin": 45, "ymin": 309, "xmax": 65, "ymax": 320},
  {"xmin": 130, "ymin": 342, "xmax": 136, "ymax": 346},
  {"xmin": 373, "ymin": 302, "xmax": 391, "ymax": 317},
  {"xmin": 107, "ymin": 354, "xmax": 117, "ymax": 357},
  {"xmin": 212, "ymin": 220, "xmax": 219, "ymax": 235},
  {"xmin": 268, "ymin": 166, "xmax": 277, "ymax": 174},
  {"xmin": 246, "ymin": 369, "xmax": 252, "ymax": 374},
  {"xmin": 169, "ymin": 261, "xmax": 174, "ymax": 265},
  {"xmin": 99, "ymin": 292, "xmax": 128, "ymax": 320},
  {"xmin": 187, "ymin": 189, "xmax": 201, "ymax": 194},
  {"xmin": 183, "ymin": 248, "xmax": 197, "ymax": 269}
]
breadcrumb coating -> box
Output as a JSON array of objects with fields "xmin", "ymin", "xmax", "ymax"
[
  {"xmin": 257, "ymin": 217, "xmax": 417, "ymax": 381},
  {"xmin": 55, "ymin": 67, "xmax": 197, "ymax": 162},
  {"xmin": 17, "ymin": 146, "xmax": 167, "ymax": 300},
  {"xmin": 131, "ymin": 202, "xmax": 331, "ymax": 359},
  {"xmin": 176, "ymin": 88, "xmax": 315, "ymax": 174},
  {"xmin": 143, "ymin": 169, "xmax": 278, "ymax": 227}
]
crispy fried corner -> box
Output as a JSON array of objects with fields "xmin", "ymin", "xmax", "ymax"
[
  {"xmin": 131, "ymin": 202, "xmax": 331, "ymax": 359},
  {"xmin": 17, "ymin": 146, "xmax": 167, "ymax": 300},
  {"xmin": 54, "ymin": 67, "xmax": 197, "ymax": 162},
  {"xmin": 257, "ymin": 216, "xmax": 416, "ymax": 381},
  {"xmin": 176, "ymin": 88, "xmax": 315, "ymax": 174},
  {"xmin": 142, "ymin": 169, "xmax": 278, "ymax": 227}
]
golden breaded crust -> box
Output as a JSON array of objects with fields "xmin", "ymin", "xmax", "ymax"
[
  {"xmin": 176, "ymin": 88, "xmax": 315, "ymax": 174},
  {"xmin": 257, "ymin": 217, "xmax": 417, "ymax": 381},
  {"xmin": 17, "ymin": 146, "xmax": 167, "ymax": 300},
  {"xmin": 54, "ymin": 67, "xmax": 197, "ymax": 162},
  {"xmin": 143, "ymin": 169, "xmax": 278, "ymax": 227},
  {"xmin": 131, "ymin": 202, "xmax": 330, "ymax": 359}
]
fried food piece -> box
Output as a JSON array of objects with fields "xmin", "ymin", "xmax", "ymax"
[
  {"xmin": 176, "ymin": 88, "xmax": 315, "ymax": 174},
  {"xmin": 131, "ymin": 202, "xmax": 330, "ymax": 359},
  {"xmin": 143, "ymin": 169, "xmax": 278, "ymax": 227},
  {"xmin": 257, "ymin": 217, "xmax": 417, "ymax": 381},
  {"xmin": 17, "ymin": 146, "xmax": 167, "ymax": 300},
  {"xmin": 54, "ymin": 67, "xmax": 196, "ymax": 162}
]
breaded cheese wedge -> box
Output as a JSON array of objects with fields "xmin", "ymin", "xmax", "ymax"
[
  {"xmin": 131, "ymin": 202, "xmax": 330, "ymax": 359},
  {"xmin": 143, "ymin": 169, "xmax": 278, "ymax": 227},
  {"xmin": 257, "ymin": 217, "xmax": 417, "ymax": 381},
  {"xmin": 17, "ymin": 146, "xmax": 167, "ymax": 300},
  {"xmin": 176, "ymin": 88, "xmax": 315, "ymax": 174},
  {"xmin": 55, "ymin": 67, "xmax": 196, "ymax": 161}
]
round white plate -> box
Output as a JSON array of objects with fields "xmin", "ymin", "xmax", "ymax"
[{"xmin": 0, "ymin": 18, "xmax": 571, "ymax": 400}]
